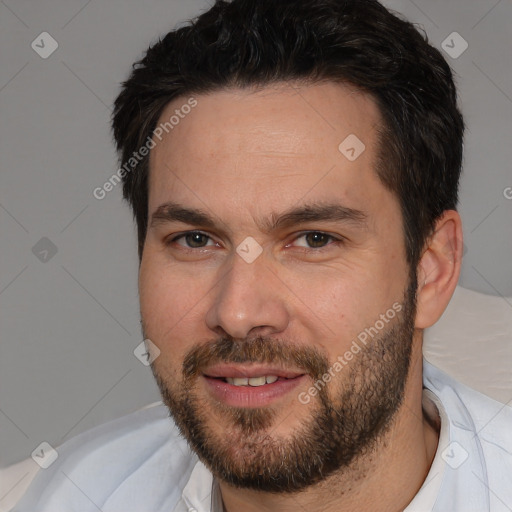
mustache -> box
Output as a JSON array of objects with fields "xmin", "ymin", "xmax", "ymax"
[{"xmin": 182, "ymin": 336, "xmax": 330, "ymax": 381}]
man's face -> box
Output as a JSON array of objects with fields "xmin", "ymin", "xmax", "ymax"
[{"xmin": 139, "ymin": 82, "xmax": 417, "ymax": 491}]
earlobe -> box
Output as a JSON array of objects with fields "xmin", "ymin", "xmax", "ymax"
[{"xmin": 415, "ymin": 210, "xmax": 463, "ymax": 329}]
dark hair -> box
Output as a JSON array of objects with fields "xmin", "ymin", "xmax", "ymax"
[{"xmin": 112, "ymin": 0, "xmax": 464, "ymax": 269}]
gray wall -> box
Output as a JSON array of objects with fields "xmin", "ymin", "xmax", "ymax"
[{"xmin": 1, "ymin": 0, "xmax": 511, "ymax": 468}]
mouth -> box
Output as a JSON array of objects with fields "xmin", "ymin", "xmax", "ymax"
[
  {"xmin": 206, "ymin": 374, "xmax": 299, "ymax": 386},
  {"xmin": 218, "ymin": 375, "xmax": 279, "ymax": 386},
  {"xmin": 202, "ymin": 364, "xmax": 307, "ymax": 407}
]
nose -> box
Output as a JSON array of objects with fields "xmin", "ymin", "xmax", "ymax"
[{"xmin": 205, "ymin": 252, "xmax": 290, "ymax": 339}]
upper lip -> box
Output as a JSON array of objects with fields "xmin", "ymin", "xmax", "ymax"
[{"xmin": 203, "ymin": 364, "xmax": 305, "ymax": 379}]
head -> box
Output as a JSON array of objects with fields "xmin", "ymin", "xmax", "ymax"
[{"xmin": 112, "ymin": 0, "xmax": 464, "ymax": 493}]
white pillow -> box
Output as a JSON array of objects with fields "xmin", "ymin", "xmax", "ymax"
[{"xmin": 424, "ymin": 285, "xmax": 512, "ymax": 404}]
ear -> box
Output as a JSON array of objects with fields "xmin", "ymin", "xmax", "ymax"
[{"xmin": 415, "ymin": 210, "xmax": 463, "ymax": 329}]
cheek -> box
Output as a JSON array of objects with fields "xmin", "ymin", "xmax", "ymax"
[
  {"xmin": 139, "ymin": 266, "xmax": 206, "ymax": 375},
  {"xmin": 139, "ymin": 255, "xmax": 204, "ymax": 341},
  {"xmin": 287, "ymin": 273, "xmax": 364, "ymax": 355},
  {"xmin": 139, "ymin": 258, "xmax": 167, "ymax": 326},
  {"xmin": 296, "ymin": 267, "xmax": 401, "ymax": 360}
]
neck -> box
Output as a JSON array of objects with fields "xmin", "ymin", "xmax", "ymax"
[{"xmin": 219, "ymin": 344, "xmax": 440, "ymax": 512}]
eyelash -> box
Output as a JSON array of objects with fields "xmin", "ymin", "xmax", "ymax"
[{"xmin": 165, "ymin": 230, "xmax": 343, "ymax": 251}]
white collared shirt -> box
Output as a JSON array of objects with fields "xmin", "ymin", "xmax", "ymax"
[{"xmin": 14, "ymin": 359, "xmax": 512, "ymax": 512}]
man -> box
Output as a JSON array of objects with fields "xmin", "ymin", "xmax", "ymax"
[{"xmin": 15, "ymin": 0, "xmax": 512, "ymax": 511}]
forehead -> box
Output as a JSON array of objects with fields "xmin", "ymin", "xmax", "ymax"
[{"xmin": 148, "ymin": 82, "xmax": 391, "ymax": 218}]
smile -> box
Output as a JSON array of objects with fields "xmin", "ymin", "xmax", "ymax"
[
  {"xmin": 225, "ymin": 375, "xmax": 279, "ymax": 386},
  {"xmin": 202, "ymin": 364, "xmax": 307, "ymax": 407}
]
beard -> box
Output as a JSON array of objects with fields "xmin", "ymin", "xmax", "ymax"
[{"xmin": 148, "ymin": 275, "xmax": 417, "ymax": 493}]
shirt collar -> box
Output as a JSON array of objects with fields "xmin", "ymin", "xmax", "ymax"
[
  {"xmin": 179, "ymin": 459, "xmax": 220, "ymax": 512},
  {"xmin": 403, "ymin": 388, "xmax": 448, "ymax": 511}
]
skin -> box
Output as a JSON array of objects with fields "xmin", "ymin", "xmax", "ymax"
[{"xmin": 139, "ymin": 82, "xmax": 463, "ymax": 512}]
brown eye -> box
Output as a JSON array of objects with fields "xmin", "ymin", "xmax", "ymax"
[
  {"xmin": 185, "ymin": 232, "xmax": 209, "ymax": 247},
  {"xmin": 172, "ymin": 231, "xmax": 214, "ymax": 248},
  {"xmin": 304, "ymin": 232, "xmax": 331, "ymax": 248},
  {"xmin": 289, "ymin": 231, "xmax": 338, "ymax": 250}
]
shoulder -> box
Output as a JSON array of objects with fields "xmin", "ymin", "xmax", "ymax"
[
  {"xmin": 424, "ymin": 358, "xmax": 512, "ymax": 446},
  {"xmin": 424, "ymin": 359, "xmax": 512, "ymax": 506},
  {"xmin": 14, "ymin": 403, "xmax": 198, "ymax": 512}
]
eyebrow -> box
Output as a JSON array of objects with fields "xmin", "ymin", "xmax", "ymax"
[{"xmin": 150, "ymin": 201, "xmax": 368, "ymax": 233}]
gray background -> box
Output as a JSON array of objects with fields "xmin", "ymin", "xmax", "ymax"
[{"xmin": 1, "ymin": 0, "xmax": 511, "ymax": 470}]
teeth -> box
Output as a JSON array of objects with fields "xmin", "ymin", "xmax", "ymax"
[
  {"xmin": 248, "ymin": 376, "xmax": 266, "ymax": 386},
  {"xmin": 225, "ymin": 376, "xmax": 279, "ymax": 386}
]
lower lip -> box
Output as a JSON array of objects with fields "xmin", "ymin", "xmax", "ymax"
[{"xmin": 203, "ymin": 375, "xmax": 307, "ymax": 407}]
